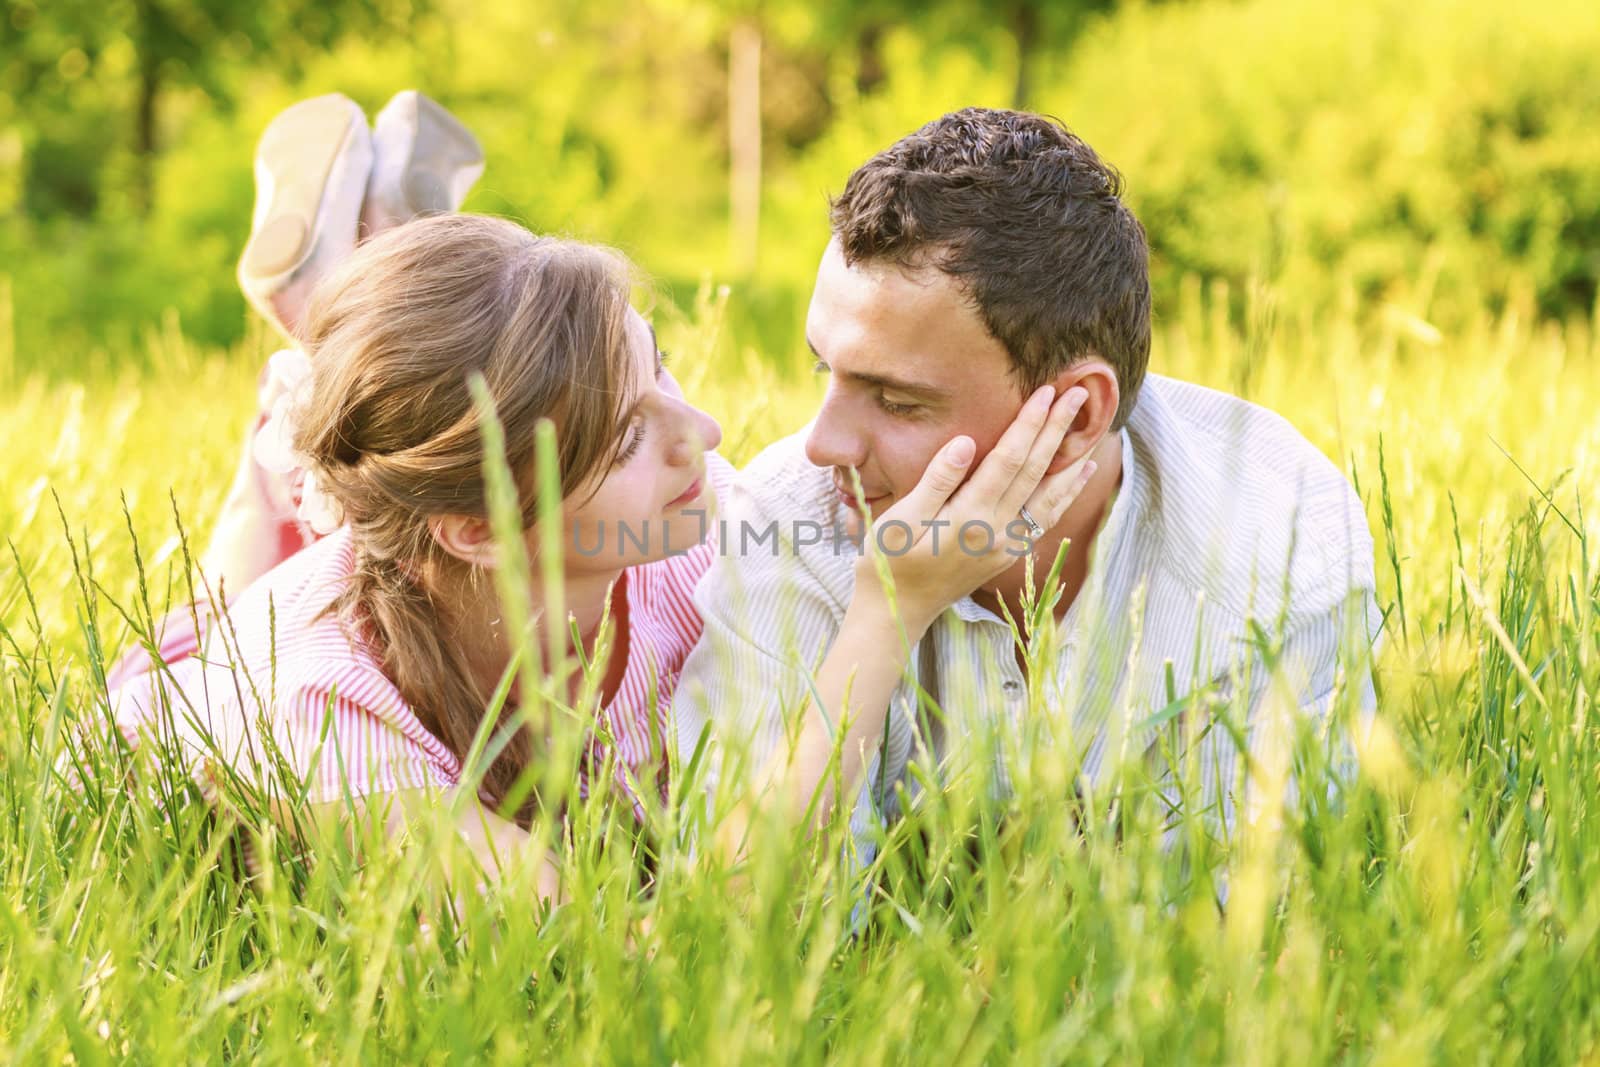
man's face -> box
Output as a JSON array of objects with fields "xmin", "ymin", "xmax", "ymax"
[{"xmin": 804, "ymin": 238, "xmax": 1026, "ymax": 515}]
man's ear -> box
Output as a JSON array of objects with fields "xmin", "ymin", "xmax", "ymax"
[
  {"xmin": 428, "ymin": 513, "xmax": 499, "ymax": 569},
  {"xmin": 1044, "ymin": 359, "xmax": 1120, "ymax": 475}
]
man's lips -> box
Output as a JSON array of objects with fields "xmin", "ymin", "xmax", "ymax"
[
  {"xmin": 665, "ymin": 477, "xmax": 703, "ymax": 509},
  {"xmin": 834, "ymin": 481, "xmax": 889, "ymax": 510}
]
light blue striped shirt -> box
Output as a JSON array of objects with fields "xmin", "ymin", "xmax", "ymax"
[{"xmin": 674, "ymin": 373, "xmax": 1382, "ymax": 853}]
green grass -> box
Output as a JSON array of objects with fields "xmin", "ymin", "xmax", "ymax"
[{"xmin": 3, "ymin": 279, "xmax": 1600, "ymax": 1063}]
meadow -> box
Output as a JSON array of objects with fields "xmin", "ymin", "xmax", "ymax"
[
  {"xmin": 5, "ymin": 0, "xmax": 1600, "ymax": 1061},
  {"xmin": 4, "ymin": 275, "xmax": 1599, "ymax": 1062}
]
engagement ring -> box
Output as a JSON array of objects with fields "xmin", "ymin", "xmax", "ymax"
[{"xmin": 1019, "ymin": 505, "xmax": 1045, "ymax": 540}]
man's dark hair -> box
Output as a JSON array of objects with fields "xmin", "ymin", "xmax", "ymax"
[{"xmin": 830, "ymin": 107, "xmax": 1151, "ymax": 430}]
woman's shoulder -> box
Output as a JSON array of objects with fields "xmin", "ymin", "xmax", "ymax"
[
  {"xmin": 228, "ymin": 529, "xmax": 357, "ymax": 639},
  {"xmin": 213, "ymin": 529, "xmax": 400, "ymax": 698},
  {"xmin": 114, "ymin": 578, "xmax": 457, "ymax": 804},
  {"xmin": 112, "ymin": 600, "xmax": 417, "ymax": 754}
]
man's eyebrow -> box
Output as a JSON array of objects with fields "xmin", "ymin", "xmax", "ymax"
[{"xmin": 806, "ymin": 335, "xmax": 946, "ymax": 400}]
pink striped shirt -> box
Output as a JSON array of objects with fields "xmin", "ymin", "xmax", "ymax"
[{"xmin": 109, "ymin": 454, "xmax": 734, "ymax": 815}]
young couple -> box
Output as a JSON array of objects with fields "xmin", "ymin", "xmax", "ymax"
[{"xmin": 109, "ymin": 93, "xmax": 1380, "ymax": 893}]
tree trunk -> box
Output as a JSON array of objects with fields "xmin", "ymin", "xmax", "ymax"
[
  {"xmin": 728, "ymin": 18, "xmax": 762, "ymax": 275},
  {"xmin": 0, "ymin": 275, "xmax": 13, "ymax": 389},
  {"xmin": 1010, "ymin": 0, "xmax": 1039, "ymax": 110},
  {"xmin": 133, "ymin": 0, "xmax": 160, "ymax": 216},
  {"xmin": 856, "ymin": 22, "xmax": 887, "ymax": 97}
]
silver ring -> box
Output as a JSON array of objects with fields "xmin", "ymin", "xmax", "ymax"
[{"xmin": 1019, "ymin": 505, "xmax": 1045, "ymax": 540}]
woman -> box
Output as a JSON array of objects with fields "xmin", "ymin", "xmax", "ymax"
[{"xmin": 108, "ymin": 100, "xmax": 1094, "ymax": 900}]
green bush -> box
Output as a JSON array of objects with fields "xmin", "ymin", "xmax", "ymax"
[
  {"xmin": 1050, "ymin": 0, "xmax": 1600, "ymax": 327},
  {"xmin": 4, "ymin": 0, "xmax": 1597, "ymax": 376}
]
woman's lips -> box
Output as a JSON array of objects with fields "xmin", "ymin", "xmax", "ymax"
[{"xmin": 665, "ymin": 477, "xmax": 703, "ymax": 509}]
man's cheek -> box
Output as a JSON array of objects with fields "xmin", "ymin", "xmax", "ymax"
[{"xmin": 895, "ymin": 442, "xmax": 951, "ymax": 496}]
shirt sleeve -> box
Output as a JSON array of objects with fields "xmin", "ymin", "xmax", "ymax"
[{"xmin": 670, "ymin": 470, "xmax": 850, "ymax": 805}]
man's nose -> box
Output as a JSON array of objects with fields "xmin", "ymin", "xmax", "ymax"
[{"xmin": 804, "ymin": 389, "xmax": 867, "ymax": 470}]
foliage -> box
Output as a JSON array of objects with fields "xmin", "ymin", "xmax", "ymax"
[
  {"xmin": 1, "ymin": 0, "xmax": 418, "ymax": 214},
  {"xmin": 1054, "ymin": 0, "xmax": 1600, "ymax": 328},
  {"xmin": 3, "ymin": 0, "xmax": 1599, "ymax": 373}
]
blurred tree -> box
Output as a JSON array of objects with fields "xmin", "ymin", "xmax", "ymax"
[
  {"xmin": 806, "ymin": 0, "xmax": 1123, "ymax": 110},
  {"xmin": 2, "ymin": 0, "xmax": 418, "ymax": 218},
  {"xmin": 653, "ymin": 0, "xmax": 832, "ymax": 274},
  {"xmin": 2, "ymin": 0, "xmax": 111, "ymax": 216},
  {"xmin": 997, "ymin": 0, "xmax": 1118, "ymax": 109},
  {"xmin": 806, "ymin": 0, "xmax": 921, "ymax": 98},
  {"xmin": 728, "ymin": 14, "xmax": 762, "ymax": 274}
]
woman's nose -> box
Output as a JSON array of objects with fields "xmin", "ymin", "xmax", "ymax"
[{"xmin": 666, "ymin": 400, "xmax": 722, "ymax": 466}]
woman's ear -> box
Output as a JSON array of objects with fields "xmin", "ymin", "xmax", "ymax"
[
  {"xmin": 1045, "ymin": 359, "xmax": 1120, "ymax": 475},
  {"xmin": 428, "ymin": 514, "xmax": 499, "ymax": 569}
]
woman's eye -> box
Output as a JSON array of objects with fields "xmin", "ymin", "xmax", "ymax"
[
  {"xmin": 615, "ymin": 418, "xmax": 647, "ymax": 465},
  {"xmin": 812, "ymin": 359, "xmax": 830, "ymax": 375}
]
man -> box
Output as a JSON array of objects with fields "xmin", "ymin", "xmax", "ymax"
[{"xmin": 673, "ymin": 108, "xmax": 1380, "ymax": 856}]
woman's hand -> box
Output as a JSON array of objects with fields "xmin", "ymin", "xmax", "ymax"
[{"xmin": 854, "ymin": 384, "xmax": 1096, "ymax": 636}]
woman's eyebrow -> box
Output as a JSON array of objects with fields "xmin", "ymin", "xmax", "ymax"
[
  {"xmin": 648, "ymin": 324, "xmax": 665, "ymax": 373},
  {"xmin": 611, "ymin": 325, "xmax": 665, "ymax": 434}
]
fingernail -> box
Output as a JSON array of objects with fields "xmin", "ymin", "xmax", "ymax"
[
  {"xmin": 1033, "ymin": 385, "xmax": 1056, "ymax": 410},
  {"xmin": 1066, "ymin": 386, "xmax": 1089, "ymax": 410},
  {"xmin": 1083, "ymin": 461, "xmax": 1098, "ymax": 479},
  {"xmin": 947, "ymin": 437, "xmax": 975, "ymax": 465}
]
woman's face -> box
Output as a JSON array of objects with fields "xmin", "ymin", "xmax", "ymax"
[{"xmin": 557, "ymin": 308, "xmax": 723, "ymax": 571}]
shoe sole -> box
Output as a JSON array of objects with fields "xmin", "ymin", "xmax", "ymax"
[
  {"xmin": 392, "ymin": 92, "xmax": 484, "ymax": 214},
  {"xmin": 240, "ymin": 96, "xmax": 367, "ymax": 280}
]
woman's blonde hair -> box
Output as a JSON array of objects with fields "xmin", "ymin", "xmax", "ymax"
[{"xmin": 292, "ymin": 213, "xmax": 639, "ymax": 823}]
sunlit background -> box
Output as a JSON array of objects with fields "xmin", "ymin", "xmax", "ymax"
[
  {"xmin": 4, "ymin": 0, "xmax": 1595, "ymax": 371},
  {"xmin": 5, "ymin": 1, "xmax": 1600, "ymax": 1060}
]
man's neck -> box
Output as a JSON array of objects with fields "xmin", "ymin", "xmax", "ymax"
[{"xmin": 971, "ymin": 430, "xmax": 1124, "ymax": 627}]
